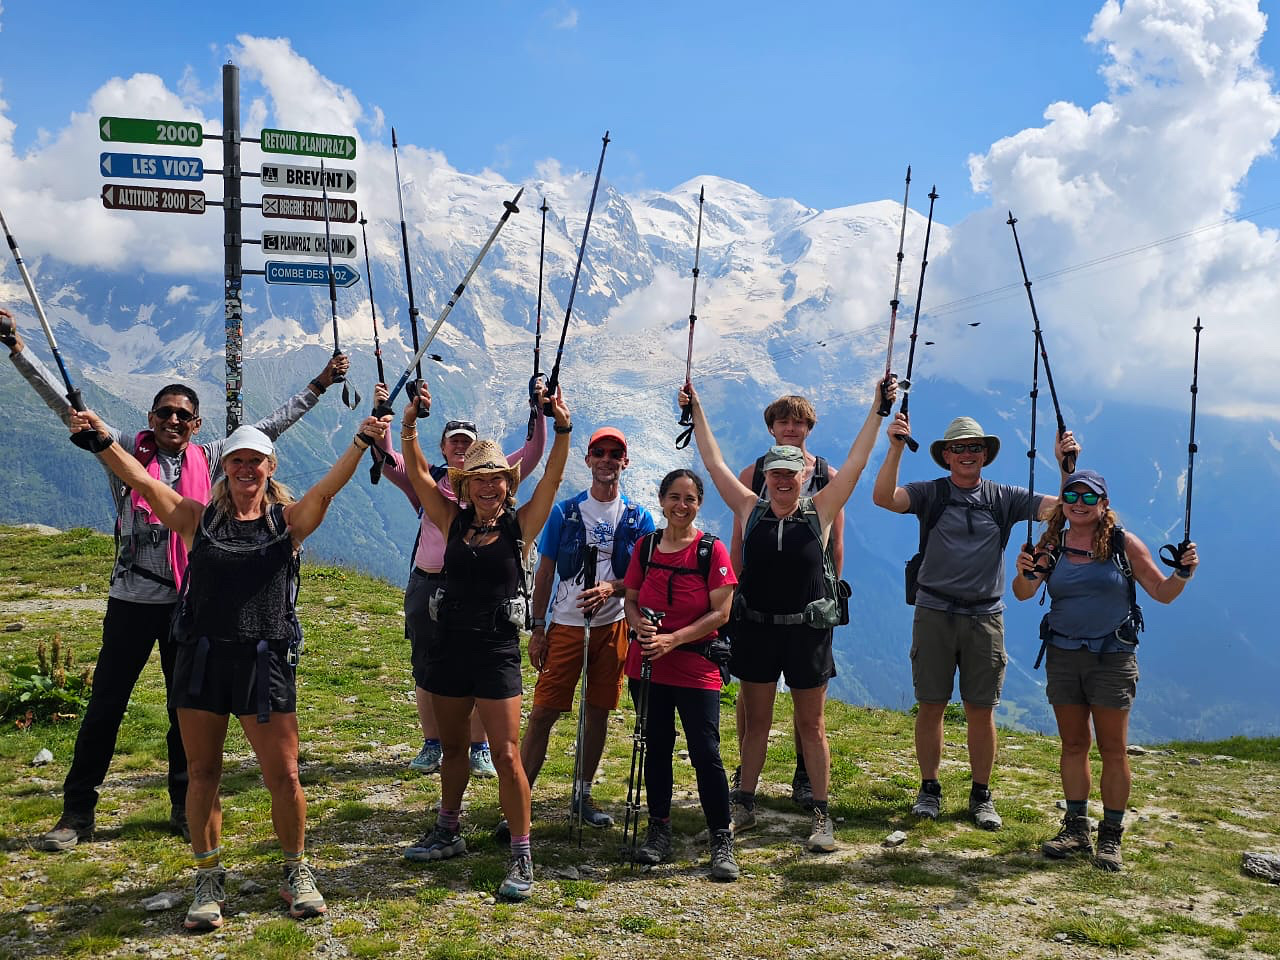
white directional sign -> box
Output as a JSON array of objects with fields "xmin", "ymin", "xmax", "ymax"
[
  {"xmin": 260, "ymin": 163, "xmax": 356, "ymax": 194},
  {"xmin": 260, "ymin": 194, "xmax": 357, "ymax": 223},
  {"xmin": 262, "ymin": 231, "xmax": 357, "ymax": 258}
]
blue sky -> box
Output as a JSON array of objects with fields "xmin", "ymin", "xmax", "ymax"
[{"xmin": 0, "ymin": 0, "xmax": 1185, "ymax": 217}]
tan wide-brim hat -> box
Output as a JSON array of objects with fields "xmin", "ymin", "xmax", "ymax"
[
  {"xmin": 929, "ymin": 416, "xmax": 1001, "ymax": 469},
  {"xmin": 447, "ymin": 438, "xmax": 520, "ymax": 498}
]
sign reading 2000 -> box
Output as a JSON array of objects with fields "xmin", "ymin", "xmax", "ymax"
[{"xmin": 100, "ymin": 116, "xmax": 204, "ymax": 146}]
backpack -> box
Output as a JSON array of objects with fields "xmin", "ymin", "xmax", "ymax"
[
  {"xmin": 739, "ymin": 497, "xmax": 851, "ymax": 629},
  {"xmin": 905, "ymin": 478, "xmax": 1014, "ymax": 607},
  {"xmin": 633, "ymin": 529, "xmax": 730, "ymax": 669},
  {"xmin": 1033, "ymin": 525, "xmax": 1144, "ymax": 668},
  {"xmin": 553, "ymin": 495, "xmax": 648, "ymax": 583},
  {"xmin": 751, "ymin": 455, "xmax": 829, "ymax": 496}
]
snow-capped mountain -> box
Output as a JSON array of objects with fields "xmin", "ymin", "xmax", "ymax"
[{"xmin": 1, "ymin": 168, "xmax": 1273, "ymax": 742}]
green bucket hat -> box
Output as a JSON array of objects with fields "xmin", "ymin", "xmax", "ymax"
[{"xmin": 930, "ymin": 417, "xmax": 1000, "ymax": 469}]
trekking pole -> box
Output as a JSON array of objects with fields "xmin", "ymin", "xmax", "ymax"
[
  {"xmin": 895, "ymin": 185, "xmax": 938, "ymax": 452},
  {"xmin": 676, "ymin": 186, "xmax": 705, "ymax": 449},
  {"xmin": 1007, "ymin": 212, "xmax": 1075, "ymax": 472},
  {"xmin": 320, "ymin": 162, "xmax": 359, "ymax": 410},
  {"xmin": 1021, "ymin": 326, "xmax": 1052, "ymax": 580},
  {"xmin": 0, "ymin": 203, "xmax": 106, "ymax": 452},
  {"xmin": 358, "ymin": 213, "xmax": 393, "ymax": 484},
  {"xmin": 376, "ymin": 187, "xmax": 523, "ymax": 416},
  {"xmin": 391, "ymin": 128, "xmax": 425, "ymax": 395},
  {"xmin": 543, "ymin": 131, "xmax": 610, "ymax": 413},
  {"xmin": 622, "ymin": 606, "xmax": 664, "ymax": 866},
  {"xmin": 876, "ymin": 165, "xmax": 911, "ymax": 418},
  {"xmin": 572, "ymin": 545, "xmax": 599, "ymax": 847},
  {"xmin": 1160, "ymin": 317, "xmax": 1202, "ymax": 574},
  {"xmin": 527, "ymin": 197, "xmax": 550, "ymax": 442}
]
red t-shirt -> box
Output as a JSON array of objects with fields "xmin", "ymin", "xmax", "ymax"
[{"xmin": 622, "ymin": 533, "xmax": 737, "ymax": 690}]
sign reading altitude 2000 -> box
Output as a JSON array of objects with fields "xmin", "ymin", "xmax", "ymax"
[{"xmin": 100, "ymin": 116, "xmax": 204, "ymax": 146}]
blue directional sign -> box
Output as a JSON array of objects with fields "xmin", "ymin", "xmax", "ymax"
[
  {"xmin": 100, "ymin": 152, "xmax": 204, "ymax": 181},
  {"xmin": 264, "ymin": 261, "xmax": 360, "ymax": 288}
]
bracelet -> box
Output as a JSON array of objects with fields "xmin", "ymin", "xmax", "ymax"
[
  {"xmin": 352, "ymin": 434, "xmax": 371, "ymax": 451},
  {"xmin": 309, "ymin": 379, "xmax": 327, "ymax": 395},
  {"xmin": 401, "ymin": 430, "xmax": 418, "ymax": 440},
  {"xmin": 554, "ymin": 422, "xmax": 573, "ymax": 435}
]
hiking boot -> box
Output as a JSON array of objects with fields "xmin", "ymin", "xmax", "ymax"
[
  {"xmin": 409, "ymin": 740, "xmax": 442, "ymax": 773},
  {"xmin": 497, "ymin": 853, "xmax": 534, "ymax": 901},
  {"xmin": 469, "ymin": 744, "xmax": 497, "ymax": 779},
  {"xmin": 791, "ymin": 768, "xmax": 815, "ymax": 811},
  {"xmin": 1042, "ymin": 815, "xmax": 1093, "ymax": 859},
  {"xmin": 36, "ymin": 815, "xmax": 94, "ymax": 852},
  {"xmin": 1093, "ymin": 821, "xmax": 1124, "ymax": 872},
  {"xmin": 911, "ymin": 787, "xmax": 941, "ymax": 821},
  {"xmin": 169, "ymin": 805, "xmax": 191, "ymax": 843},
  {"xmin": 969, "ymin": 793, "xmax": 1003, "ymax": 831},
  {"xmin": 183, "ymin": 866, "xmax": 225, "ymax": 931},
  {"xmin": 280, "ymin": 862, "xmax": 327, "ymax": 918},
  {"xmin": 806, "ymin": 808, "xmax": 836, "ymax": 853},
  {"xmin": 404, "ymin": 824, "xmax": 466, "ymax": 862},
  {"xmin": 709, "ymin": 829, "xmax": 739, "ymax": 881},
  {"xmin": 634, "ymin": 820, "xmax": 673, "ymax": 865},
  {"xmin": 570, "ymin": 792, "xmax": 614, "ymax": 829},
  {"xmin": 729, "ymin": 792, "xmax": 757, "ymax": 835}
]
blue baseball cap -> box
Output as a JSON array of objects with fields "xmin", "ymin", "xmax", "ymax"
[{"xmin": 1063, "ymin": 469, "xmax": 1107, "ymax": 498}]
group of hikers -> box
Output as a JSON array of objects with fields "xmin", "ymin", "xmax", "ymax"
[{"xmin": 1, "ymin": 304, "xmax": 1199, "ymax": 931}]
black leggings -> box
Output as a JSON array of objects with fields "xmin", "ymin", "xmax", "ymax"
[{"xmin": 629, "ymin": 678, "xmax": 730, "ymax": 833}]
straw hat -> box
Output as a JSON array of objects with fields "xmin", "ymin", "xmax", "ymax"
[
  {"xmin": 929, "ymin": 416, "xmax": 1000, "ymax": 469},
  {"xmin": 447, "ymin": 439, "xmax": 521, "ymax": 498}
]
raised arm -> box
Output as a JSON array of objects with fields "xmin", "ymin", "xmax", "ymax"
[
  {"xmin": 398, "ymin": 382, "xmax": 458, "ymax": 538},
  {"xmin": 237, "ymin": 354, "xmax": 349, "ymax": 450},
  {"xmin": 1128, "ymin": 531, "xmax": 1197, "ymax": 605},
  {"xmin": 516, "ymin": 387, "xmax": 572, "ymax": 554},
  {"xmin": 872, "ymin": 412, "xmax": 914, "ymax": 513},
  {"xmin": 68, "ymin": 408, "xmax": 202, "ymax": 545},
  {"xmin": 282, "ymin": 415, "xmax": 391, "ymax": 544},
  {"xmin": 508, "ymin": 384, "xmax": 549, "ymax": 482},
  {"xmin": 1035, "ymin": 430, "xmax": 1082, "ymax": 518},
  {"xmin": 812, "ymin": 378, "xmax": 895, "ymax": 528},
  {"xmin": 678, "ymin": 381, "xmax": 758, "ymax": 523}
]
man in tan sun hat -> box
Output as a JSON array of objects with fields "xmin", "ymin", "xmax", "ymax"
[{"xmin": 873, "ymin": 411, "xmax": 1078, "ymax": 833}]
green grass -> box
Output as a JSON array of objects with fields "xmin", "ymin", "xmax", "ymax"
[{"xmin": 1, "ymin": 525, "xmax": 1279, "ymax": 959}]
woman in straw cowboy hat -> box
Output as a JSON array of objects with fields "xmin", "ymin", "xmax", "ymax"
[{"xmin": 395, "ymin": 382, "xmax": 572, "ymax": 902}]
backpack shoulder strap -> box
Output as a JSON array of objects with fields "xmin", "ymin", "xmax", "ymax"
[
  {"xmin": 918, "ymin": 477, "xmax": 952, "ymax": 552},
  {"xmin": 742, "ymin": 497, "xmax": 771, "ymax": 542},
  {"xmin": 695, "ymin": 532, "xmax": 717, "ymax": 581},
  {"xmin": 750, "ymin": 457, "xmax": 765, "ymax": 496},
  {"xmin": 429, "ymin": 464, "xmax": 449, "ymax": 484},
  {"xmin": 812, "ymin": 456, "xmax": 830, "ymax": 491}
]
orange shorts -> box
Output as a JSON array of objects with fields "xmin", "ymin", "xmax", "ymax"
[{"xmin": 532, "ymin": 619, "xmax": 629, "ymax": 712}]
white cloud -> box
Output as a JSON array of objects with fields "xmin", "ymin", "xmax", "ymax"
[
  {"xmin": 929, "ymin": 0, "xmax": 1280, "ymax": 419},
  {"xmin": 165, "ymin": 284, "xmax": 195, "ymax": 305},
  {"xmin": 554, "ymin": 7, "xmax": 579, "ymax": 29}
]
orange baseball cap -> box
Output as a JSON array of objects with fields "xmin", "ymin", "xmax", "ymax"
[{"xmin": 588, "ymin": 427, "xmax": 627, "ymax": 451}]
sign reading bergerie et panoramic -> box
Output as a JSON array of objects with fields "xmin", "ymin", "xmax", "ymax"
[{"xmin": 260, "ymin": 127, "xmax": 357, "ymax": 160}]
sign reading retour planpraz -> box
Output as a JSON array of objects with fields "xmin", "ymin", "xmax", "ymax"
[
  {"xmin": 101, "ymin": 184, "xmax": 205, "ymax": 215},
  {"xmin": 260, "ymin": 128, "xmax": 357, "ymax": 160}
]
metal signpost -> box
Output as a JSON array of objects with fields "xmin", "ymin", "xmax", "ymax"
[{"xmin": 96, "ymin": 63, "xmax": 360, "ymax": 431}]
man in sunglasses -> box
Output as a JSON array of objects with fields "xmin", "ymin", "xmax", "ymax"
[
  {"xmin": 519, "ymin": 427, "xmax": 655, "ymax": 828},
  {"xmin": 3, "ymin": 317, "xmax": 347, "ymax": 852},
  {"xmin": 873, "ymin": 414, "xmax": 1076, "ymax": 832}
]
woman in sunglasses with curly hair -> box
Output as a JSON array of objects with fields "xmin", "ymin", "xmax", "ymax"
[
  {"xmin": 371, "ymin": 382, "xmax": 547, "ymax": 780},
  {"xmin": 1013, "ymin": 469, "xmax": 1198, "ymax": 873}
]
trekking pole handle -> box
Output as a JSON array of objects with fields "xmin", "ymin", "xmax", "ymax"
[
  {"xmin": 876, "ymin": 373, "xmax": 897, "ymax": 418},
  {"xmin": 1158, "ymin": 540, "xmax": 1192, "ymax": 575},
  {"xmin": 405, "ymin": 379, "xmax": 430, "ymax": 420}
]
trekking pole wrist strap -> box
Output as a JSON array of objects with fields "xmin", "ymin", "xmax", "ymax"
[{"xmin": 309, "ymin": 378, "xmax": 327, "ymax": 394}]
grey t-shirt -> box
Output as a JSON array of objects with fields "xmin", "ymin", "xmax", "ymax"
[
  {"xmin": 904, "ymin": 477, "xmax": 1042, "ymax": 615},
  {"xmin": 12, "ymin": 348, "xmax": 319, "ymax": 604}
]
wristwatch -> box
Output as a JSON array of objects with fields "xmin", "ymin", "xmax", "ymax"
[{"xmin": 532, "ymin": 618, "xmax": 547, "ymax": 629}]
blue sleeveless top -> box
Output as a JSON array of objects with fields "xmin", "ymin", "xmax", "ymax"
[{"xmin": 1045, "ymin": 553, "xmax": 1135, "ymax": 653}]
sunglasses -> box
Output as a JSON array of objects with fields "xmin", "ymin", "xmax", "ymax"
[
  {"xmin": 151, "ymin": 406, "xmax": 197, "ymax": 423},
  {"xmin": 1062, "ymin": 490, "xmax": 1102, "ymax": 505},
  {"xmin": 589, "ymin": 446, "xmax": 626, "ymax": 460},
  {"xmin": 945, "ymin": 442, "xmax": 985, "ymax": 454},
  {"xmin": 443, "ymin": 420, "xmax": 477, "ymax": 435}
]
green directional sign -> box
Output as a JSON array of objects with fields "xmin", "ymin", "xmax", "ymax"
[
  {"xmin": 99, "ymin": 116, "xmax": 203, "ymax": 147},
  {"xmin": 260, "ymin": 127, "xmax": 356, "ymax": 160}
]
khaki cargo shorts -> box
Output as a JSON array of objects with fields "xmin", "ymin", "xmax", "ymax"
[{"xmin": 910, "ymin": 607, "xmax": 1006, "ymax": 706}]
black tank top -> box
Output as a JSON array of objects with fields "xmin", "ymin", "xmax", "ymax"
[
  {"xmin": 739, "ymin": 506, "xmax": 825, "ymax": 615},
  {"xmin": 443, "ymin": 507, "xmax": 521, "ymax": 608},
  {"xmin": 185, "ymin": 506, "xmax": 295, "ymax": 640}
]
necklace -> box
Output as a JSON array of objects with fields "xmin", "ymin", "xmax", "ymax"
[{"xmin": 468, "ymin": 509, "xmax": 503, "ymax": 536}]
